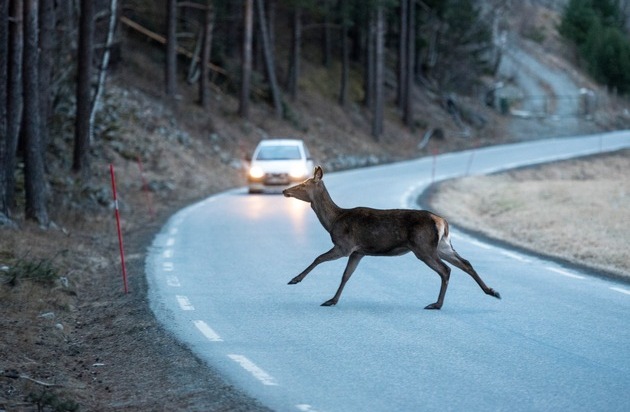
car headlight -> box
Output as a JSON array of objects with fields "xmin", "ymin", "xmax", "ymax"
[
  {"xmin": 289, "ymin": 166, "xmax": 308, "ymax": 179},
  {"xmin": 249, "ymin": 166, "xmax": 265, "ymax": 179}
]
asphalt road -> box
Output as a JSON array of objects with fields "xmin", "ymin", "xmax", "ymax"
[{"xmin": 147, "ymin": 132, "xmax": 630, "ymax": 412}]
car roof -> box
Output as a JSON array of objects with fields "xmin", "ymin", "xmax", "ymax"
[{"xmin": 256, "ymin": 139, "xmax": 304, "ymax": 147}]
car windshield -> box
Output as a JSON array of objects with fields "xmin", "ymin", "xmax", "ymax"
[{"xmin": 256, "ymin": 145, "xmax": 301, "ymax": 160}]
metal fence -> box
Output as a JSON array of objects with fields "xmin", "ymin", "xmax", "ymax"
[{"xmin": 498, "ymin": 89, "xmax": 598, "ymax": 119}]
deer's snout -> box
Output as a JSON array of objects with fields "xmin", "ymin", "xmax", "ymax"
[{"xmin": 282, "ymin": 189, "xmax": 291, "ymax": 197}]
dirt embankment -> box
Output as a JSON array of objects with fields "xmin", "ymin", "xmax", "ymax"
[{"xmin": 428, "ymin": 149, "xmax": 630, "ymax": 280}]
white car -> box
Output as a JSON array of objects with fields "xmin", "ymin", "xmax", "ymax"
[{"xmin": 247, "ymin": 139, "xmax": 314, "ymax": 194}]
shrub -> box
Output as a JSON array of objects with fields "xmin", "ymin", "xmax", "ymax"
[
  {"xmin": 1, "ymin": 254, "xmax": 60, "ymax": 286},
  {"xmin": 582, "ymin": 24, "xmax": 630, "ymax": 94},
  {"xmin": 560, "ymin": 0, "xmax": 630, "ymax": 94},
  {"xmin": 559, "ymin": 0, "xmax": 598, "ymax": 45},
  {"xmin": 26, "ymin": 390, "xmax": 80, "ymax": 412}
]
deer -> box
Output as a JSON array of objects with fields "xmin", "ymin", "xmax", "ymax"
[{"xmin": 282, "ymin": 166, "xmax": 501, "ymax": 310}]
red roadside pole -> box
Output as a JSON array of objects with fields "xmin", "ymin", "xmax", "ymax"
[{"xmin": 110, "ymin": 164, "xmax": 129, "ymax": 294}]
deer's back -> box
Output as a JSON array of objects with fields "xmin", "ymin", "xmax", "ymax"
[{"xmin": 330, "ymin": 207, "xmax": 440, "ymax": 256}]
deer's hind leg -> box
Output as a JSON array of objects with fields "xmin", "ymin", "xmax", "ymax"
[
  {"xmin": 422, "ymin": 256, "xmax": 451, "ymax": 310},
  {"xmin": 438, "ymin": 238, "xmax": 501, "ymax": 300},
  {"xmin": 412, "ymin": 247, "xmax": 452, "ymax": 310}
]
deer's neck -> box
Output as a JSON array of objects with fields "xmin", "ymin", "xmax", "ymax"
[{"xmin": 312, "ymin": 182, "xmax": 342, "ymax": 232}]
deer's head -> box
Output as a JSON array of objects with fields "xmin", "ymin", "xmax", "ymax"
[{"xmin": 283, "ymin": 166, "xmax": 324, "ymax": 203}]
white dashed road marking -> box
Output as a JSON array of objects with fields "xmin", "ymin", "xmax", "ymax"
[
  {"xmin": 500, "ymin": 250, "xmax": 531, "ymax": 263},
  {"xmin": 469, "ymin": 239, "xmax": 493, "ymax": 250},
  {"xmin": 296, "ymin": 404, "xmax": 320, "ymax": 412},
  {"xmin": 228, "ymin": 354, "xmax": 278, "ymax": 386},
  {"xmin": 610, "ymin": 286, "xmax": 630, "ymax": 296},
  {"xmin": 193, "ymin": 320, "xmax": 223, "ymax": 342},
  {"xmin": 176, "ymin": 295, "xmax": 195, "ymax": 311},
  {"xmin": 546, "ymin": 266, "xmax": 585, "ymax": 280},
  {"xmin": 166, "ymin": 275, "xmax": 181, "ymax": 287}
]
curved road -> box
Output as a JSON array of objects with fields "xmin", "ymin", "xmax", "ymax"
[{"xmin": 147, "ymin": 132, "xmax": 630, "ymax": 412}]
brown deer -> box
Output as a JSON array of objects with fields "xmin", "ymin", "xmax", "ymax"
[{"xmin": 283, "ymin": 166, "xmax": 501, "ymax": 310}]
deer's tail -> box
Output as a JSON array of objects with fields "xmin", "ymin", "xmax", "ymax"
[
  {"xmin": 431, "ymin": 214, "xmax": 450, "ymax": 245},
  {"xmin": 432, "ymin": 214, "xmax": 461, "ymax": 261}
]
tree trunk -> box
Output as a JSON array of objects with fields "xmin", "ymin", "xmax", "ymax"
[
  {"xmin": 239, "ymin": 0, "xmax": 253, "ymax": 118},
  {"xmin": 426, "ymin": 13, "xmax": 439, "ymax": 79},
  {"xmin": 165, "ymin": 0, "xmax": 177, "ymax": 97},
  {"xmin": 38, "ymin": 0, "xmax": 54, "ymax": 150},
  {"xmin": 397, "ymin": 0, "xmax": 408, "ymax": 110},
  {"xmin": 338, "ymin": 0, "xmax": 350, "ymax": 107},
  {"xmin": 73, "ymin": 0, "xmax": 94, "ymax": 175},
  {"xmin": 287, "ymin": 6, "xmax": 301, "ymax": 99},
  {"xmin": 23, "ymin": 0, "xmax": 49, "ymax": 226},
  {"xmin": 371, "ymin": 5, "xmax": 384, "ymax": 139},
  {"xmin": 403, "ymin": 0, "xmax": 415, "ymax": 127},
  {"xmin": 199, "ymin": 0, "xmax": 215, "ymax": 108},
  {"xmin": 5, "ymin": 0, "xmax": 23, "ymax": 213},
  {"xmin": 255, "ymin": 0, "xmax": 282, "ymax": 118},
  {"xmin": 322, "ymin": 0, "xmax": 332, "ymax": 67},
  {"xmin": 267, "ymin": 0, "xmax": 276, "ymax": 60},
  {"xmin": 339, "ymin": 14, "xmax": 349, "ymax": 107},
  {"xmin": 0, "ymin": 0, "xmax": 8, "ymax": 219},
  {"xmin": 57, "ymin": 0, "xmax": 75, "ymax": 47},
  {"xmin": 186, "ymin": 30, "xmax": 203, "ymax": 84},
  {"xmin": 364, "ymin": 11, "xmax": 375, "ymax": 110},
  {"xmin": 89, "ymin": 0, "xmax": 118, "ymax": 138}
]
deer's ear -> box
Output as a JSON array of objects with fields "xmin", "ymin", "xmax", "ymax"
[{"xmin": 314, "ymin": 166, "xmax": 323, "ymax": 181}]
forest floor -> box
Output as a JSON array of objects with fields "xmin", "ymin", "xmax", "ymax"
[{"xmin": 2, "ymin": 24, "xmax": 630, "ymax": 411}]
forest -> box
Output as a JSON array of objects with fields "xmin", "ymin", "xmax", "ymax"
[
  {"xmin": 559, "ymin": 0, "xmax": 630, "ymax": 94},
  {"xmin": 3, "ymin": 0, "xmax": 627, "ymax": 229}
]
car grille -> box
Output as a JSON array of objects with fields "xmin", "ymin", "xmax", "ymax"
[{"xmin": 264, "ymin": 173, "xmax": 290, "ymax": 185}]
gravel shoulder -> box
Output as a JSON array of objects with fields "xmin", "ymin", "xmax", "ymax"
[
  {"xmin": 427, "ymin": 149, "xmax": 630, "ymax": 281},
  {"xmin": 1, "ymin": 198, "xmax": 272, "ymax": 411}
]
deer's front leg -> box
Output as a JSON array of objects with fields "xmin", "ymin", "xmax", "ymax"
[
  {"xmin": 288, "ymin": 246, "xmax": 345, "ymax": 284},
  {"xmin": 321, "ymin": 252, "xmax": 363, "ymax": 306}
]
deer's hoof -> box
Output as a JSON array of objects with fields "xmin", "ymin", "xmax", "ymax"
[
  {"xmin": 288, "ymin": 277, "xmax": 301, "ymax": 285},
  {"xmin": 321, "ymin": 300, "xmax": 337, "ymax": 307},
  {"xmin": 489, "ymin": 289, "xmax": 501, "ymax": 299},
  {"xmin": 424, "ymin": 303, "xmax": 442, "ymax": 310}
]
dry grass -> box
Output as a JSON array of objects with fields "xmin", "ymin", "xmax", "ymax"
[{"xmin": 429, "ymin": 149, "xmax": 630, "ymax": 279}]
